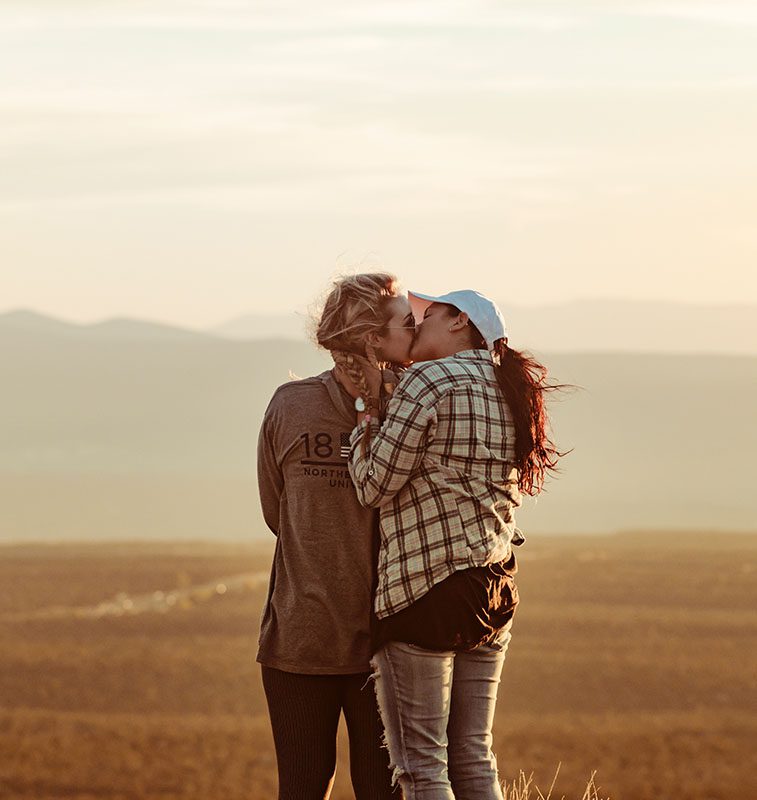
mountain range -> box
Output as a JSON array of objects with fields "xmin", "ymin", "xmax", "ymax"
[
  {"xmin": 3, "ymin": 298, "xmax": 756, "ymax": 354},
  {"xmin": 1, "ymin": 313, "xmax": 755, "ymax": 541}
]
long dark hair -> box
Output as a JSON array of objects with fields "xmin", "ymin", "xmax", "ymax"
[{"xmin": 445, "ymin": 305, "xmax": 569, "ymax": 496}]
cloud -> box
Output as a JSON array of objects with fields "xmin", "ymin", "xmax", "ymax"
[
  {"xmin": 625, "ymin": 1, "xmax": 757, "ymax": 27},
  {"xmin": 1, "ymin": 0, "xmax": 755, "ymax": 215},
  {"xmin": 5, "ymin": 0, "xmax": 757, "ymax": 33},
  {"xmin": 0, "ymin": 108, "xmax": 567, "ymax": 210},
  {"xmin": 0, "ymin": 1, "xmax": 578, "ymax": 32}
]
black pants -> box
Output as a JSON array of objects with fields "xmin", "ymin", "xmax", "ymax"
[{"xmin": 261, "ymin": 665, "xmax": 399, "ymax": 800}]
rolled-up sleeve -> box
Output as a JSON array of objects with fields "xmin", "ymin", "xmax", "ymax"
[{"xmin": 348, "ymin": 391, "xmax": 437, "ymax": 508}]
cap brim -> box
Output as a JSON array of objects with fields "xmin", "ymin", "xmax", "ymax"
[{"xmin": 408, "ymin": 291, "xmax": 443, "ymax": 323}]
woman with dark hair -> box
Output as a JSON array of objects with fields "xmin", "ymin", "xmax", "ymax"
[
  {"xmin": 336, "ymin": 289, "xmax": 565, "ymax": 800},
  {"xmin": 256, "ymin": 272, "xmax": 414, "ymax": 799}
]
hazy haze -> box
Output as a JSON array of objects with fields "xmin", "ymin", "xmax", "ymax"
[
  {"xmin": 2, "ymin": 323, "xmax": 755, "ymax": 540},
  {"xmin": 2, "ymin": 0, "xmax": 756, "ymax": 327}
]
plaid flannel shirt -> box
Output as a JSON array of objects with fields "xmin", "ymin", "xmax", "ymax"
[{"xmin": 348, "ymin": 349, "xmax": 524, "ymax": 619}]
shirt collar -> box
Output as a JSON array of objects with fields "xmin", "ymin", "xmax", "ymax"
[{"xmin": 452, "ymin": 348, "xmax": 493, "ymax": 363}]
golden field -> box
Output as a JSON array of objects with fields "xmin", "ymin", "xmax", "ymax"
[{"xmin": 1, "ymin": 532, "xmax": 755, "ymax": 800}]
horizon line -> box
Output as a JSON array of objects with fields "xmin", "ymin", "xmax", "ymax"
[{"xmin": 3, "ymin": 295, "xmax": 757, "ymax": 332}]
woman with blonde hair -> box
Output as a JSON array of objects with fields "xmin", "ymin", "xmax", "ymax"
[
  {"xmin": 337, "ymin": 288, "xmax": 566, "ymax": 800},
  {"xmin": 256, "ymin": 272, "xmax": 415, "ymax": 799}
]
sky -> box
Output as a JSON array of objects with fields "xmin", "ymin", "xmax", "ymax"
[{"xmin": 2, "ymin": 0, "xmax": 756, "ymax": 327}]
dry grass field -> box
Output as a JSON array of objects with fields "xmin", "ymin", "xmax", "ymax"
[{"xmin": 0, "ymin": 532, "xmax": 755, "ymax": 800}]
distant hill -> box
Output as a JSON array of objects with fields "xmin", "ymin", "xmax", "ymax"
[
  {"xmin": 0, "ymin": 325, "xmax": 754, "ymax": 540},
  {"xmin": 0, "ymin": 309, "xmax": 217, "ymax": 342},
  {"xmin": 208, "ymin": 299, "xmax": 757, "ymax": 355},
  {"xmin": 4, "ymin": 300, "xmax": 755, "ymax": 353},
  {"xmin": 209, "ymin": 311, "xmax": 309, "ymax": 341},
  {"xmin": 499, "ymin": 299, "xmax": 756, "ymax": 355}
]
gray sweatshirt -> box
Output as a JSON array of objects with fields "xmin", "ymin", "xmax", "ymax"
[{"xmin": 256, "ymin": 369, "xmax": 378, "ymax": 674}]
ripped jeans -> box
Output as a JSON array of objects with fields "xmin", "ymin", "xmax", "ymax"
[{"xmin": 369, "ymin": 622, "xmax": 512, "ymax": 800}]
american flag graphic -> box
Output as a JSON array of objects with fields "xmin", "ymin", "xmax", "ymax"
[{"xmin": 340, "ymin": 432, "xmax": 351, "ymax": 459}]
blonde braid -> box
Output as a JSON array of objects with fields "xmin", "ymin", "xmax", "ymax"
[
  {"xmin": 365, "ymin": 341, "xmax": 397, "ymax": 407},
  {"xmin": 332, "ymin": 349, "xmax": 378, "ymax": 456},
  {"xmin": 313, "ymin": 272, "xmax": 403, "ymax": 456},
  {"xmin": 332, "ymin": 350, "xmax": 376, "ymax": 409},
  {"xmin": 364, "ymin": 341, "xmax": 380, "ymax": 370}
]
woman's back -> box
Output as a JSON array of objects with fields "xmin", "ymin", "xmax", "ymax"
[{"xmin": 257, "ymin": 371, "xmax": 378, "ymax": 674}]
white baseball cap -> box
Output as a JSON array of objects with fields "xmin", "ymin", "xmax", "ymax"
[{"xmin": 408, "ymin": 289, "xmax": 508, "ymax": 350}]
